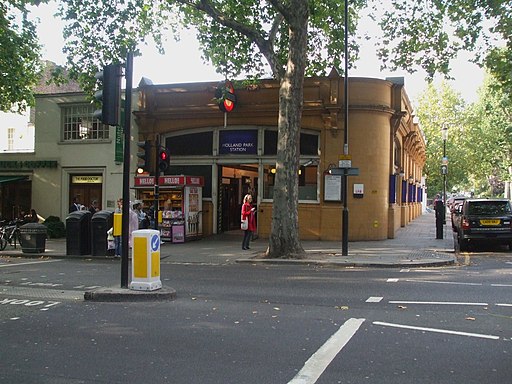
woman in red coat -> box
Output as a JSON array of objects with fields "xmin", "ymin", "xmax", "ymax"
[{"xmin": 241, "ymin": 194, "xmax": 256, "ymax": 250}]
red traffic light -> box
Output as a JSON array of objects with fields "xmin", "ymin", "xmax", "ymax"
[
  {"xmin": 158, "ymin": 147, "xmax": 170, "ymax": 172},
  {"xmin": 215, "ymin": 80, "xmax": 237, "ymax": 113}
]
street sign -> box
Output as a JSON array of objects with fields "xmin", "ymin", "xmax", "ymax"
[
  {"xmin": 339, "ymin": 154, "xmax": 352, "ymax": 168},
  {"xmin": 329, "ymin": 167, "xmax": 359, "ymax": 176}
]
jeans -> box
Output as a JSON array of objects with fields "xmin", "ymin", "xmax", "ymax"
[
  {"xmin": 114, "ymin": 236, "xmax": 122, "ymax": 256},
  {"xmin": 242, "ymin": 230, "xmax": 252, "ymax": 249}
]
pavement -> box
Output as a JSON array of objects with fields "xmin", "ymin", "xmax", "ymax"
[{"xmin": 0, "ymin": 211, "xmax": 457, "ymax": 301}]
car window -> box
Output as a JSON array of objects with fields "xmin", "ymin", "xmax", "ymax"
[{"xmin": 467, "ymin": 201, "xmax": 511, "ymax": 215}]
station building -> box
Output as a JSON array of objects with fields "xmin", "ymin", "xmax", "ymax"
[{"xmin": 134, "ymin": 70, "xmax": 426, "ymax": 241}]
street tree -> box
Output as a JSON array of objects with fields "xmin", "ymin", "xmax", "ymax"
[
  {"xmin": 57, "ymin": 0, "xmax": 367, "ymax": 258},
  {"xmin": 414, "ymin": 82, "xmax": 469, "ymax": 196},
  {"xmin": 373, "ymin": 0, "xmax": 511, "ymax": 93},
  {"xmin": 465, "ymin": 75, "xmax": 512, "ymax": 197},
  {"xmin": 0, "ymin": 0, "xmax": 43, "ymax": 112}
]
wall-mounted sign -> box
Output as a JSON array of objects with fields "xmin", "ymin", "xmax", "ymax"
[
  {"xmin": 0, "ymin": 160, "xmax": 58, "ymax": 169},
  {"xmin": 219, "ymin": 130, "xmax": 257, "ymax": 155},
  {"xmin": 72, "ymin": 175, "xmax": 103, "ymax": 184},
  {"xmin": 324, "ymin": 174, "xmax": 342, "ymax": 202},
  {"xmin": 353, "ymin": 183, "xmax": 364, "ymax": 198}
]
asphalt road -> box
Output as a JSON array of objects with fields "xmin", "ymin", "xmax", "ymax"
[{"xmin": 0, "ymin": 254, "xmax": 511, "ymax": 383}]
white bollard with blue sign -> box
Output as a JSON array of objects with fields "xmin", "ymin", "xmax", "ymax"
[{"xmin": 130, "ymin": 229, "xmax": 162, "ymax": 291}]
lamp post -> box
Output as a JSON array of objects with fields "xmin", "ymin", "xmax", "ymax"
[
  {"xmin": 441, "ymin": 124, "xmax": 448, "ymax": 212},
  {"xmin": 341, "ymin": 0, "xmax": 349, "ymax": 256}
]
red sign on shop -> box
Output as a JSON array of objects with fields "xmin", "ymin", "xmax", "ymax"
[{"xmin": 134, "ymin": 175, "xmax": 204, "ymax": 187}]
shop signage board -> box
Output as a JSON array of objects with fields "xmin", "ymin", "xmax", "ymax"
[{"xmin": 134, "ymin": 175, "xmax": 204, "ymax": 187}]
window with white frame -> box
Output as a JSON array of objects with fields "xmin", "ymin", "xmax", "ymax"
[
  {"xmin": 62, "ymin": 104, "xmax": 109, "ymax": 141},
  {"xmin": 7, "ymin": 128, "xmax": 14, "ymax": 150}
]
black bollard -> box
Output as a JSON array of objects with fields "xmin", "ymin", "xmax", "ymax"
[{"xmin": 434, "ymin": 200, "xmax": 444, "ymax": 239}]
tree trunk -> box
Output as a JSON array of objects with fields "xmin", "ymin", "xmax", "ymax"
[{"xmin": 265, "ymin": 1, "xmax": 308, "ymax": 259}]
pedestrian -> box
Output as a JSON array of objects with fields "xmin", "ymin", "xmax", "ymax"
[
  {"xmin": 88, "ymin": 200, "xmax": 99, "ymax": 214},
  {"xmin": 241, "ymin": 194, "xmax": 256, "ymax": 250},
  {"xmin": 133, "ymin": 201, "xmax": 149, "ymax": 229},
  {"xmin": 26, "ymin": 209, "xmax": 39, "ymax": 223},
  {"xmin": 114, "ymin": 198, "xmax": 123, "ymax": 257},
  {"xmin": 69, "ymin": 196, "xmax": 80, "ymax": 213}
]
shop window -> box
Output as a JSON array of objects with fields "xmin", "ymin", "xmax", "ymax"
[
  {"xmin": 62, "ymin": 104, "xmax": 108, "ymax": 141},
  {"xmin": 263, "ymin": 164, "xmax": 318, "ymax": 201},
  {"xmin": 167, "ymin": 132, "xmax": 213, "ymax": 156},
  {"xmin": 264, "ymin": 130, "xmax": 319, "ymax": 155}
]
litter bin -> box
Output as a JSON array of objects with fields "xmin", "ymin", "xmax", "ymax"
[
  {"xmin": 66, "ymin": 210, "xmax": 92, "ymax": 255},
  {"xmin": 91, "ymin": 210, "xmax": 113, "ymax": 256},
  {"xmin": 19, "ymin": 223, "xmax": 47, "ymax": 253}
]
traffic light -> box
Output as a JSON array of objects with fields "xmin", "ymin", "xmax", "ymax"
[
  {"xmin": 158, "ymin": 147, "xmax": 170, "ymax": 172},
  {"xmin": 136, "ymin": 140, "xmax": 151, "ymax": 174},
  {"xmin": 215, "ymin": 80, "xmax": 237, "ymax": 112},
  {"xmin": 93, "ymin": 64, "xmax": 122, "ymax": 126}
]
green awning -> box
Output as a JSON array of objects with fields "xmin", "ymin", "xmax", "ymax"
[{"xmin": 0, "ymin": 176, "xmax": 28, "ymax": 184}]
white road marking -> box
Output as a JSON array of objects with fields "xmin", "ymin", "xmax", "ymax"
[
  {"xmin": 496, "ymin": 303, "xmax": 512, "ymax": 307},
  {"xmin": 288, "ymin": 318, "xmax": 365, "ymax": 384},
  {"xmin": 366, "ymin": 297, "xmax": 383, "ymax": 303},
  {"xmin": 405, "ymin": 279, "xmax": 482, "ymax": 286},
  {"xmin": 373, "ymin": 321, "xmax": 500, "ymax": 340},
  {"xmin": 491, "ymin": 284, "xmax": 512, "ymax": 287},
  {"xmin": 0, "ymin": 260, "xmax": 62, "ymax": 268},
  {"xmin": 389, "ymin": 300, "xmax": 488, "ymax": 306},
  {"xmin": 387, "ymin": 278, "xmax": 399, "ymax": 283},
  {"xmin": 400, "ymin": 269, "xmax": 410, "ymax": 273}
]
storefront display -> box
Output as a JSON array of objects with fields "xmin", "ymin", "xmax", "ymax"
[{"xmin": 134, "ymin": 175, "xmax": 203, "ymax": 243}]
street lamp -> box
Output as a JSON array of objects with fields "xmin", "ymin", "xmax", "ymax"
[{"xmin": 441, "ymin": 124, "xmax": 449, "ymax": 211}]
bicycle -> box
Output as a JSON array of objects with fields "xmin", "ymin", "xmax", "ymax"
[{"xmin": 0, "ymin": 220, "xmax": 24, "ymax": 251}]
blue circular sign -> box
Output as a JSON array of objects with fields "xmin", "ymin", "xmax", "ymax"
[{"xmin": 150, "ymin": 234, "xmax": 160, "ymax": 252}]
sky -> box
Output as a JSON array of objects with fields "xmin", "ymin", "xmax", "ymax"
[{"xmin": 33, "ymin": 2, "xmax": 484, "ymax": 105}]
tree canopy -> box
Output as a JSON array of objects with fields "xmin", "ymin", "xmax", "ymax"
[
  {"xmin": 373, "ymin": 0, "xmax": 512, "ymax": 95},
  {"xmin": 0, "ymin": 0, "xmax": 42, "ymax": 112},
  {"xmin": 416, "ymin": 76, "xmax": 512, "ymax": 199}
]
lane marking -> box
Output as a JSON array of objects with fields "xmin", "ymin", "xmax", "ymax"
[
  {"xmin": 366, "ymin": 297, "xmax": 383, "ymax": 303},
  {"xmin": 387, "ymin": 278, "xmax": 399, "ymax": 283},
  {"xmin": 288, "ymin": 318, "xmax": 365, "ymax": 384},
  {"xmin": 0, "ymin": 260, "xmax": 62, "ymax": 268},
  {"xmin": 373, "ymin": 321, "xmax": 500, "ymax": 340},
  {"xmin": 400, "ymin": 269, "xmax": 410, "ymax": 273},
  {"xmin": 496, "ymin": 303, "xmax": 512, "ymax": 307},
  {"xmin": 389, "ymin": 300, "xmax": 488, "ymax": 306},
  {"xmin": 405, "ymin": 280, "xmax": 482, "ymax": 286},
  {"xmin": 491, "ymin": 284, "xmax": 512, "ymax": 287}
]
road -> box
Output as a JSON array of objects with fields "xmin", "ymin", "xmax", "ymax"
[{"xmin": 0, "ymin": 253, "xmax": 511, "ymax": 383}]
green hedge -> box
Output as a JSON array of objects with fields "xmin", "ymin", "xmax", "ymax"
[{"xmin": 43, "ymin": 216, "xmax": 66, "ymax": 238}]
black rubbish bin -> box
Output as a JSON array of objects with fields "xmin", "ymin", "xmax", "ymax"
[
  {"xmin": 19, "ymin": 223, "xmax": 47, "ymax": 253},
  {"xmin": 66, "ymin": 210, "xmax": 92, "ymax": 255},
  {"xmin": 91, "ymin": 210, "xmax": 113, "ymax": 256}
]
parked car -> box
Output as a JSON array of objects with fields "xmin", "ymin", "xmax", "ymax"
[
  {"xmin": 453, "ymin": 198, "xmax": 512, "ymax": 252},
  {"xmin": 449, "ymin": 196, "xmax": 467, "ymax": 230}
]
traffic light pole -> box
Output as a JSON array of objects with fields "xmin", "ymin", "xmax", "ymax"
[
  {"xmin": 153, "ymin": 135, "xmax": 160, "ymax": 230},
  {"xmin": 121, "ymin": 52, "xmax": 133, "ymax": 289}
]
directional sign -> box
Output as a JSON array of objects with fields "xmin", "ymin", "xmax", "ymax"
[
  {"xmin": 151, "ymin": 234, "xmax": 160, "ymax": 252},
  {"xmin": 329, "ymin": 167, "xmax": 359, "ymax": 176}
]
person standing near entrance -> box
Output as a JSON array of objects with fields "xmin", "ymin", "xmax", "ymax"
[
  {"xmin": 69, "ymin": 196, "xmax": 80, "ymax": 213},
  {"xmin": 241, "ymin": 194, "xmax": 256, "ymax": 250}
]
